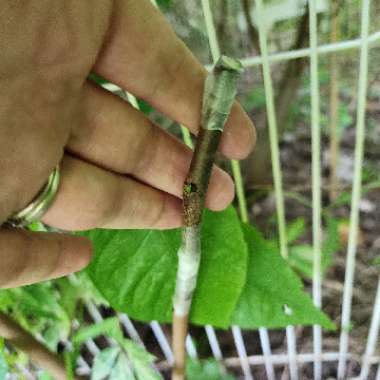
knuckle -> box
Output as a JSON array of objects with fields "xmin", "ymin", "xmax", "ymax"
[
  {"xmin": 118, "ymin": 182, "xmax": 166, "ymax": 229},
  {"xmin": 148, "ymin": 42, "xmax": 188, "ymax": 101},
  {"xmin": 149, "ymin": 192, "xmax": 167, "ymax": 228},
  {"xmin": 133, "ymin": 122, "xmax": 160, "ymax": 176},
  {"xmin": 97, "ymin": 176, "xmax": 125, "ymax": 228}
]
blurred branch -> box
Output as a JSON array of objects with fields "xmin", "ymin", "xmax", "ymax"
[
  {"xmin": 0, "ymin": 313, "xmax": 82, "ymax": 380},
  {"xmin": 215, "ymin": 0, "xmax": 242, "ymax": 56},
  {"xmin": 241, "ymin": 0, "xmax": 260, "ymax": 52},
  {"xmin": 246, "ymin": 9, "xmax": 311, "ymax": 186},
  {"xmin": 275, "ymin": 9, "xmax": 310, "ymax": 126}
]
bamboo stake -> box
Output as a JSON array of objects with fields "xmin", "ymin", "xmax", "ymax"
[{"xmin": 171, "ymin": 56, "xmax": 242, "ymax": 380}]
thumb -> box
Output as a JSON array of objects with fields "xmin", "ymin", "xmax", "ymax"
[{"xmin": 0, "ymin": 228, "xmax": 92, "ymax": 289}]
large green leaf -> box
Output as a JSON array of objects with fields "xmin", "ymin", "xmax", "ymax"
[
  {"xmin": 85, "ymin": 207, "xmax": 247, "ymax": 328},
  {"xmin": 231, "ymin": 224, "xmax": 335, "ymax": 330}
]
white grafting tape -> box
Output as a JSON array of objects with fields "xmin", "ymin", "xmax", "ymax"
[{"xmin": 173, "ymin": 227, "xmax": 201, "ymax": 316}]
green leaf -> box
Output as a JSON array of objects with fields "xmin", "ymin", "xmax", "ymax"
[
  {"xmin": 92, "ymin": 347, "xmax": 119, "ymax": 380},
  {"xmin": 0, "ymin": 291, "xmax": 13, "ymax": 313},
  {"xmin": 84, "ymin": 207, "xmax": 247, "ymax": 328},
  {"xmin": 288, "ymin": 218, "xmax": 341, "ymax": 278},
  {"xmin": 338, "ymin": 103, "xmax": 353, "ymax": 132},
  {"xmin": 231, "ymin": 224, "xmax": 335, "ymax": 330},
  {"xmin": 92, "ymin": 347, "xmax": 139, "ymax": 380},
  {"xmin": 322, "ymin": 217, "xmax": 341, "ymax": 271},
  {"xmin": 59, "ymin": 272, "xmax": 107, "ymax": 308},
  {"xmin": 122, "ymin": 340, "xmax": 161, "ymax": 380},
  {"xmin": 64, "ymin": 350, "xmax": 75, "ymax": 380},
  {"xmin": 91, "ymin": 347, "xmax": 135, "ymax": 380},
  {"xmin": 54, "ymin": 279, "xmax": 80, "ymax": 321},
  {"xmin": 37, "ymin": 372, "xmax": 54, "ymax": 380},
  {"xmin": 92, "ymin": 342, "xmax": 160, "ymax": 380},
  {"xmin": 0, "ymin": 350, "xmax": 7, "ymax": 380},
  {"xmin": 186, "ymin": 359, "xmax": 235, "ymax": 380},
  {"xmin": 241, "ymin": 86, "xmax": 266, "ymax": 110},
  {"xmin": 0, "ymin": 283, "xmax": 72, "ymax": 350},
  {"xmin": 75, "ymin": 321, "xmax": 161, "ymax": 380},
  {"xmin": 110, "ymin": 351, "xmax": 135, "ymax": 380},
  {"xmin": 72, "ymin": 317, "xmax": 123, "ymax": 347},
  {"xmin": 121, "ymin": 340, "xmax": 156, "ymax": 368},
  {"xmin": 288, "ymin": 244, "xmax": 314, "ymax": 278},
  {"xmin": 155, "ymin": 0, "xmax": 172, "ymax": 10},
  {"xmin": 10, "ymin": 283, "xmax": 64, "ymax": 320},
  {"xmin": 286, "ymin": 217, "xmax": 306, "ymax": 244},
  {"xmin": 373, "ymin": 256, "xmax": 380, "ymax": 266}
]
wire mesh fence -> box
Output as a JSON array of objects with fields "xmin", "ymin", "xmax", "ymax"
[
  {"xmin": 4, "ymin": 0, "xmax": 380, "ymax": 379},
  {"xmin": 81, "ymin": 1, "xmax": 380, "ymax": 378}
]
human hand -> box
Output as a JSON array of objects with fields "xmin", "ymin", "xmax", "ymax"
[{"xmin": 0, "ymin": 0, "xmax": 255, "ymax": 288}]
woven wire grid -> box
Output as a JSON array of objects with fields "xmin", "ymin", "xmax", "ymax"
[
  {"xmin": 12, "ymin": 0, "xmax": 380, "ymax": 379},
  {"xmin": 90, "ymin": 1, "xmax": 380, "ymax": 378}
]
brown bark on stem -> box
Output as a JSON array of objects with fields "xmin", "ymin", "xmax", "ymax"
[
  {"xmin": 183, "ymin": 128, "xmax": 222, "ymax": 227},
  {"xmin": 172, "ymin": 314, "xmax": 188, "ymax": 380}
]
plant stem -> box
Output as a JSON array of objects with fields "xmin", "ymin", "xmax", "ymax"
[
  {"xmin": 255, "ymin": 0, "xmax": 288, "ymax": 258},
  {"xmin": 231, "ymin": 159, "xmax": 249, "ymax": 223},
  {"xmin": 0, "ymin": 312, "xmax": 82, "ymax": 380},
  {"xmin": 171, "ymin": 56, "xmax": 242, "ymax": 380}
]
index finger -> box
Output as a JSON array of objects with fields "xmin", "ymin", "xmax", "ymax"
[
  {"xmin": 94, "ymin": 0, "xmax": 255, "ymax": 159},
  {"xmin": 0, "ymin": 229, "xmax": 91, "ymax": 289}
]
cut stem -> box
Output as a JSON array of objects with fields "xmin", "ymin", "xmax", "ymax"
[{"xmin": 171, "ymin": 56, "xmax": 242, "ymax": 380}]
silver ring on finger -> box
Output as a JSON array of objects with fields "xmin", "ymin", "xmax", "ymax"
[{"xmin": 4, "ymin": 165, "xmax": 60, "ymax": 228}]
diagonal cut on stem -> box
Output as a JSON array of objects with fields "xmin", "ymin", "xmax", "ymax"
[{"xmin": 171, "ymin": 55, "xmax": 243, "ymax": 380}]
